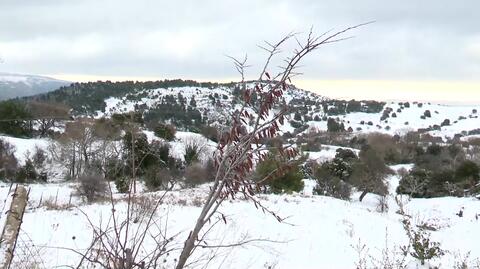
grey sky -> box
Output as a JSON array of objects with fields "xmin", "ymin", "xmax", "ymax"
[{"xmin": 0, "ymin": 0, "xmax": 479, "ymax": 83}]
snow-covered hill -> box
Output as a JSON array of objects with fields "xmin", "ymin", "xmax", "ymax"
[
  {"xmin": 0, "ymin": 72, "xmax": 70, "ymax": 100},
  {"xmin": 308, "ymin": 101, "xmax": 480, "ymax": 140},
  {"xmin": 93, "ymin": 82, "xmax": 479, "ymax": 141}
]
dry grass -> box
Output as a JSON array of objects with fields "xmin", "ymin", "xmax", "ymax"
[{"xmin": 39, "ymin": 197, "xmax": 74, "ymax": 211}]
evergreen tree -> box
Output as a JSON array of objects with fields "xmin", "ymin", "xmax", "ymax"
[{"xmin": 0, "ymin": 101, "xmax": 32, "ymax": 137}]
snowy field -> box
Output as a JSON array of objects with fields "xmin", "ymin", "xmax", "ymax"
[{"xmin": 1, "ymin": 176, "xmax": 479, "ymax": 268}]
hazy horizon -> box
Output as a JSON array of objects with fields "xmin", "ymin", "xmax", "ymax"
[{"xmin": 36, "ymin": 73, "xmax": 478, "ymax": 106}]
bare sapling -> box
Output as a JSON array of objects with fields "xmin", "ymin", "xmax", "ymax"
[{"xmin": 175, "ymin": 23, "xmax": 372, "ymax": 269}]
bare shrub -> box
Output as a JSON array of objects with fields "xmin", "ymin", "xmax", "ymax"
[
  {"xmin": 32, "ymin": 146, "xmax": 47, "ymax": 168},
  {"xmin": 395, "ymin": 196, "xmax": 444, "ymax": 265},
  {"xmin": 41, "ymin": 197, "xmax": 73, "ymax": 211},
  {"xmin": 353, "ymin": 231, "xmax": 408, "ymax": 269},
  {"xmin": 184, "ymin": 163, "xmax": 209, "ymax": 187},
  {"xmin": 200, "ymin": 125, "xmax": 219, "ymax": 142},
  {"xmin": 452, "ymin": 252, "xmax": 480, "ymax": 269},
  {"xmin": 351, "ymin": 146, "xmax": 392, "ymax": 201},
  {"xmin": 77, "ymin": 173, "xmax": 108, "ymax": 203},
  {"xmin": 0, "ymin": 138, "xmax": 18, "ymax": 180},
  {"xmin": 397, "ymin": 167, "xmax": 409, "ymax": 178},
  {"xmin": 131, "ymin": 195, "xmax": 159, "ymax": 223},
  {"xmin": 375, "ymin": 195, "xmax": 389, "ymax": 213},
  {"xmin": 191, "ymin": 196, "xmax": 204, "ymax": 207}
]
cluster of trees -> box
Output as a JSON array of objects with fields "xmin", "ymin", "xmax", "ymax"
[
  {"xmin": 397, "ymin": 143, "xmax": 480, "ymax": 197},
  {"xmin": 0, "ymin": 103, "xmax": 220, "ymax": 193},
  {"xmin": 0, "ymin": 138, "xmax": 47, "ymax": 183},
  {"xmin": 311, "ymin": 147, "xmax": 392, "ymax": 201},
  {"xmin": 48, "ymin": 115, "xmax": 216, "ymax": 197},
  {"xmin": 0, "ymin": 100, "xmax": 70, "ymax": 137},
  {"xmin": 143, "ymin": 96, "xmax": 204, "ymax": 132},
  {"xmin": 322, "ymin": 99, "xmax": 385, "ymax": 115},
  {"xmin": 327, "ymin": 117, "xmax": 345, "ymax": 132},
  {"xmin": 27, "ymin": 79, "xmax": 224, "ymax": 115}
]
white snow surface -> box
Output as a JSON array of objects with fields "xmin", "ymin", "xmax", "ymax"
[
  {"xmin": 0, "ymin": 135, "xmax": 49, "ymax": 164},
  {"xmin": 0, "ymin": 180, "xmax": 477, "ymax": 269},
  {"xmin": 315, "ymin": 102, "xmax": 480, "ymax": 140}
]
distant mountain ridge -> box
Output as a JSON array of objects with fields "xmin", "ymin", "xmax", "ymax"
[{"xmin": 0, "ymin": 72, "xmax": 71, "ymax": 100}]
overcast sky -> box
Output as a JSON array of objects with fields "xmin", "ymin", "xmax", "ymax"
[{"xmin": 1, "ymin": 1, "xmax": 479, "ymax": 103}]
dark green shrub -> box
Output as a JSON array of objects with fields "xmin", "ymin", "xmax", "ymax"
[
  {"xmin": 327, "ymin": 118, "xmax": 345, "ymax": 132},
  {"xmin": 0, "ymin": 101, "xmax": 32, "ymax": 137},
  {"xmin": 290, "ymin": 120, "xmax": 303, "ymax": 129},
  {"xmin": 397, "ymin": 168, "xmax": 429, "ymax": 197},
  {"xmin": 313, "ymin": 163, "xmax": 351, "ymax": 200},
  {"xmin": 293, "ymin": 112, "xmax": 302, "ymax": 121},
  {"xmin": 144, "ymin": 167, "xmax": 172, "ymax": 191},
  {"xmin": 410, "ymin": 230, "xmax": 444, "ymax": 265},
  {"xmin": 184, "ymin": 140, "xmax": 204, "ymax": 166},
  {"xmin": 15, "ymin": 159, "xmax": 38, "ymax": 183},
  {"xmin": 154, "ymin": 124, "xmax": 176, "ymax": 141},
  {"xmin": 32, "ymin": 146, "xmax": 47, "ymax": 168},
  {"xmin": 115, "ymin": 177, "xmax": 130, "ymax": 193},
  {"xmin": 426, "ymin": 144, "xmax": 442, "ymax": 155},
  {"xmin": 455, "ymin": 160, "xmax": 479, "ymax": 181},
  {"xmin": 255, "ymin": 153, "xmax": 304, "ymax": 194}
]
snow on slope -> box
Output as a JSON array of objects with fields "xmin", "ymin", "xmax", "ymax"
[
  {"xmin": 0, "ymin": 135, "xmax": 49, "ymax": 164},
  {"xmin": 102, "ymin": 86, "xmax": 233, "ymax": 119},
  {"xmin": 97, "ymin": 83, "xmax": 479, "ymax": 140},
  {"xmin": 308, "ymin": 101, "xmax": 480, "ymax": 139}
]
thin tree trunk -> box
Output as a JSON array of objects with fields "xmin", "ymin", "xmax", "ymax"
[{"xmin": 359, "ymin": 190, "xmax": 368, "ymax": 202}]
